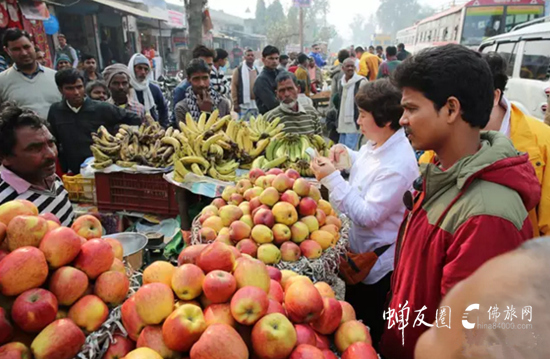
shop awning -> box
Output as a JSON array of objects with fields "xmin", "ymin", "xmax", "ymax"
[{"xmin": 90, "ymin": 0, "xmax": 166, "ymax": 21}]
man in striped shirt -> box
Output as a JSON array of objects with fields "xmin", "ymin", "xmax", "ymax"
[
  {"xmin": 0, "ymin": 103, "xmax": 74, "ymax": 226},
  {"xmin": 211, "ymin": 48, "xmax": 230, "ymax": 98},
  {"xmin": 265, "ymin": 72, "xmax": 321, "ymax": 135}
]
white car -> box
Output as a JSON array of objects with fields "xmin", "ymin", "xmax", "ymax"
[{"xmin": 480, "ymin": 19, "xmax": 550, "ymax": 120}]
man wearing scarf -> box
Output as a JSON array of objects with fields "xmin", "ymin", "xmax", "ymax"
[
  {"xmin": 102, "ymin": 64, "xmax": 146, "ymax": 122},
  {"xmin": 231, "ymin": 49, "xmax": 259, "ymax": 120},
  {"xmin": 174, "ymin": 59, "xmax": 230, "ymax": 123},
  {"xmin": 127, "ymin": 54, "xmax": 168, "ymax": 127},
  {"xmin": 337, "ymin": 58, "xmax": 367, "ymax": 150}
]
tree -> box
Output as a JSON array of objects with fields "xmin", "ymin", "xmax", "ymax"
[
  {"xmin": 255, "ymin": 0, "xmax": 267, "ymax": 35},
  {"xmin": 265, "ymin": 0, "xmax": 286, "ymax": 32},
  {"xmin": 349, "ymin": 14, "xmax": 375, "ymax": 47},
  {"xmin": 376, "ymin": 0, "xmax": 421, "ymax": 36},
  {"xmin": 184, "ymin": 0, "xmax": 207, "ymax": 51},
  {"xmin": 328, "ymin": 34, "xmax": 344, "ymax": 54}
]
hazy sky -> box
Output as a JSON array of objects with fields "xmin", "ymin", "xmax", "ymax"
[{"xmin": 171, "ymin": 0, "xmax": 459, "ymax": 40}]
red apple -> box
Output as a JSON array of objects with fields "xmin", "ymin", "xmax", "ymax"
[
  {"xmin": 341, "ymin": 342, "xmax": 378, "ymax": 359},
  {"xmin": 39, "ymin": 213, "xmax": 61, "ymax": 225},
  {"xmin": 251, "ymin": 205, "xmax": 270, "ymax": 219},
  {"xmin": 272, "ymin": 174, "xmax": 294, "ymax": 193},
  {"xmin": 190, "ymin": 323, "xmax": 249, "ymax": 359},
  {"xmin": 323, "ymin": 350, "xmax": 339, "ymax": 359},
  {"xmin": 268, "ymin": 279, "xmax": 284, "ymax": 303},
  {"xmin": 230, "ymin": 286, "xmax": 269, "ymax": 325},
  {"xmin": 12, "ymin": 288, "xmax": 58, "ymax": 333},
  {"xmin": 137, "ymin": 325, "xmax": 178, "ymax": 358},
  {"xmin": 266, "ymin": 266, "xmax": 282, "ymax": 282},
  {"xmin": 266, "ymin": 299, "xmax": 286, "ymax": 316},
  {"xmin": 284, "ymin": 281, "xmax": 324, "ymax": 323},
  {"xmin": 196, "ymin": 241, "xmax": 236, "ymax": 274},
  {"xmin": 121, "ymin": 296, "xmax": 147, "ymax": 341},
  {"xmin": 0, "ymin": 246, "xmax": 48, "ymax": 296},
  {"xmin": 290, "ymin": 344, "xmax": 325, "ymax": 359},
  {"xmin": 251, "ymin": 313, "xmax": 297, "ymax": 359},
  {"xmin": 0, "ymin": 342, "xmax": 30, "ymax": 358},
  {"xmin": 30, "ymin": 318, "xmax": 86, "ymax": 359},
  {"xmin": 49, "ymin": 266, "xmax": 89, "ymax": 306},
  {"xmin": 236, "ymin": 239, "xmax": 258, "ymax": 258},
  {"xmin": 212, "ymin": 198, "xmax": 227, "ymax": 209},
  {"xmin": 39, "ymin": 227, "xmax": 82, "ymax": 269},
  {"xmin": 310, "ymin": 297, "xmax": 343, "ymax": 335},
  {"xmin": 0, "ymin": 249, "xmax": 8, "ymax": 263},
  {"xmin": 285, "ymin": 169, "xmax": 301, "ymax": 180},
  {"xmin": 253, "ymin": 208, "xmax": 275, "ymax": 228},
  {"xmin": 73, "ymin": 239, "xmax": 115, "ymax": 279},
  {"xmin": 315, "ymin": 332, "xmax": 330, "ymax": 350},
  {"xmin": 334, "ymin": 320, "xmax": 372, "ymax": 353},
  {"xmin": 178, "ymin": 244, "xmax": 208, "ymax": 265},
  {"xmin": 0, "ymin": 308, "xmax": 13, "ymax": 344},
  {"xmin": 299, "ymin": 197, "xmax": 318, "ymax": 217},
  {"xmin": 280, "ymin": 190, "xmax": 300, "ymax": 207},
  {"xmin": 204, "ymin": 303, "xmax": 236, "ymax": 328},
  {"xmin": 295, "ymin": 324, "xmax": 316, "ymax": 346},
  {"xmin": 162, "ymin": 304, "xmax": 206, "ymax": 352},
  {"xmin": 202, "ymin": 270, "xmax": 237, "ymax": 304},
  {"xmin": 71, "ymin": 215, "xmax": 103, "ymax": 240},
  {"xmin": 248, "ymin": 169, "xmax": 266, "ymax": 184},
  {"xmin": 102, "ymin": 334, "xmax": 135, "ymax": 359},
  {"xmin": 249, "ymin": 197, "xmax": 263, "ymax": 213}
]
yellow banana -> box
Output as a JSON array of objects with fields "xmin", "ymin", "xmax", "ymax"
[
  {"xmin": 205, "ymin": 109, "xmax": 219, "ymax": 130},
  {"xmin": 161, "ymin": 137, "xmax": 181, "ymax": 151},
  {"xmin": 208, "ymin": 167, "xmax": 236, "ymax": 182},
  {"xmin": 90, "ymin": 145, "xmax": 111, "ymax": 162},
  {"xmin": 201, "ymin": 133, "xmax": 225, "ymax": 154},
  {"xmin": 186, "ymin": 112, "xmax": 200, "ymax": 133},
  {"xmin": 262, "ymin": 155, "xmax": 289, "ymax": 170},
  {"xmin": 191, "ymin": 163, "xmax": 204, "ymax": 176},
  {"xmin": 174, "ymin": 160, "xmax": 190, "ymax": 178},
  {"xmin": 197, "ymin": 112, "xmax": 207, "ymax": 131},
  {"xmin": 226, "ymin": 120, "xmax": 237, "ymax": 142},
  {"xmin": 180, "ymin": 156, "xmax": 210, "ymax": 170},
  {"xmin": 92, "ymin": 159, "xmax": 113, "ymax": 169},
  {"xmin": 249, "ymin": 139, "xmax": 270, "ymax": 158},
  {"xmin": 165, "ymin": 127, "xmax": 174, "ymax": 137},
  {"xmin": 268, "ymin": 124, "xmax": 285, "ymax": 137},
  {"xmin": 116, "ymin": 161, "xmax": 137, "ymax": 167}
]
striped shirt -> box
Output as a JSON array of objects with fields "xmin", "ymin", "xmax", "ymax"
[
  {"xmin": 211, "ymin": 66, "xmax": 230, "ymax": 96},
  {"xmin": 264, "ymin": 102, "xmax": 322, "ymax": 135},
  {"xmin": 0, "ymin": 167, "xmax": 75, "ymax": 226}
]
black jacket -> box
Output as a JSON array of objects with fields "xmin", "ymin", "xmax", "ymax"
[
  {"xmin": 47, "ymin": 98, "xmax": 141, "ymax": 174},
  {"xmin": 253, "ymin": 68, "xmax": 281, "ymax": 114},
  {"xmin": 135, "ymin": 83, "xmax": 169, "ymax": 128}
]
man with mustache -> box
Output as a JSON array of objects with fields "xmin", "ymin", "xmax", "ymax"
[
  {"xmin": 47, "ymin": 68, "xmax": 141, "ymax": 174},
  {"xmin": 0, "ymin": 103, "xmax": 75, "ymax": 226}
]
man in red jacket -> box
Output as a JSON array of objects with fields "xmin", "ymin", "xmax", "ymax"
[{"xmin": 379, "ymin": 44, "xmax": 541, "ymax": 359}]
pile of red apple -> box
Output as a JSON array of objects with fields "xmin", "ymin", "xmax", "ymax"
[
  {"xmin": 197, "ymin": 168, "xmax": 343, "ymax": 265},
  {"xmin": 106, "ymin": 246, "xmax": 378, "ymax": 359},
  {"xmin": 0, "ymin": 199, "xmax": 130, "ymax": 359}
]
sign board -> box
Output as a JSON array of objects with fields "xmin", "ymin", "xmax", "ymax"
[
  {"xmin": 293, "ymin": 0, "xmax": 311, "ymax": 7},
  {"xmin": 467, "ymin": 0, "xmax": 544, "ymax": 6},
  {"xmin": 167, "ymin": 10, "xmax": 186, "ymax": 28}
]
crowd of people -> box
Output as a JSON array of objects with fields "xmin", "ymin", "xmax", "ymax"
[{"xmin": 1, "ymin": 24, "xmax": 550, "ymax": 359}]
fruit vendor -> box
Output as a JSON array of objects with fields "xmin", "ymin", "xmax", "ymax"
[
  {"xmin": 102, "ymin": 63, "xmax": 146, "ymax": 122},
  {"xmin": 264, "ymin": 72, "xmax": 321, "ymax": 135},
  {"xmin": 47, "ymin": 68, "xmax": 141, "ymax": 174},
  {"xmin": 379, "ymin": 45, "xmax": 540, "ymax": 359},
  {"xmin": 310, "ymin": 79, "xmax": 419, "ymax": 348},
  {"xmin": 174, "ymin": 59, "xmax": 231, "ymax": 123},
  {"xmin": 0, "ymin": 103, "xmax": 75, "ymax": 226}
]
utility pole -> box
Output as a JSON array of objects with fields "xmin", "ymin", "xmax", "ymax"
[{"xmin": 299, "ymin": 7, "xmax": 304, "ymax": 52}]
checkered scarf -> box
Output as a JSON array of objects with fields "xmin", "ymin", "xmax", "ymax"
[{"xmin": 182, "ymin": 86, "xmax": 223, "ymax": 121}]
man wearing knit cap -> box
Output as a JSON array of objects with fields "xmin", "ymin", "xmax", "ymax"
[
  {"xmin": 56, "ymin": 34, "xmax": 79, "ymax": 69},
  {"xmin": 128, "ymin": 53, "xmax": 168, "ymax": 127},
  {"xmin": 55, "ymin": 54, "xmax": 72, "ymax": 71},
  {"xmin": 103, "ymin": 63, "xmax": 145, "ymax": 122}
]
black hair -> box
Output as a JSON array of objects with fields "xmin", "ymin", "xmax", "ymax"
[
  {"xmin": 355, "ymin": 79, "xmax": 403, "ymax": 131},
  {"xmin": 397, "ymin": 43, "xmax": 405, "ymax": 50},
  {"xmin": 214, "ymin": 48, "xmax": 228, "ymax": 62},
  {"xmin": 369, "ymin": 45, "xmax": 375, "ymax": 50},
  {"xmin": 55, "ymin": 68, "xmax": 85, "ymax": 88},
  {"xmin": 82, "ymin": 54, "xmax": 96, "ymax": 62},
  {"xmin": 262, "ymin": 45, "xmax": 280, "ymax": 58},
  {"xmin": 186, "ymin": 58, "xmax": 211, "ymax": 78},
  {"xmin": 482, "ymin": 52, "xmax": 508, "ymax": 100},
  {"xmin": 392, "ymin": 44, "xmax": 494, "ymax": 128},
  {"xmin": 376, "ymin": 46, "xmax": 383, "ymax": 51},
  {"xmin": 2, "ymin": 28, "xmax": 32, "ymax": 49},
  {"xmin": 245, "ymin": 48, "xmax": 254, "ymax": 53},
  {"xmin": 297, "ymin": 53, "xmax": 309, "ymax": 65},
  {"xmin": 338, "ymin": 50, "xmax": 350, "ymax": 64},
  {"xmin": 58, "ymin": 34, "xmax": 66, "ymax": 38},
  {"xmin": 386, "ymin": 46, "xmax": 397, "ymax": 57},
  {"xmin": 192, "ymin": 45, "xmax": 215, "ymax": 59},
  {"xmin": 280, "ymin": 54, "xmax": 289, "ymax": 61},
  {"xmin": 86, "ymin": 80, "xmax": 110, "ymax": 97},
  {"xmin": 312, "ymin": 44, "xmax": 318, "ymax": 48},
  {"xmin": 0, "ymin": 102, "xmax": 48, "ymax": 157},
  {"xmin": 354, "ymin": 46, "xmax": 364, "ymax": 53},
  {"xmin": 275, "ymin": 71, "xmax": 298, "ymax": 86}
]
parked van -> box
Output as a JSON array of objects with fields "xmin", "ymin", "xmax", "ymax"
[{"xmin": 479, "ymin": 18, "xmax": 550, "ymax": 120}]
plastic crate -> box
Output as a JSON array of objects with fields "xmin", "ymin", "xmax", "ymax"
[
  {"xmin": 62, "ymin": 174, "xmax": 96, "ymax": 203},
  {"xmin": 95, "ymin": 172, "xmax": 178, "ymax": 216}
]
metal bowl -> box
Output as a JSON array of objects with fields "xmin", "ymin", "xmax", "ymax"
[{"xmin": 102, "ymin": 232, "xmax": 147, "ymax": 270}]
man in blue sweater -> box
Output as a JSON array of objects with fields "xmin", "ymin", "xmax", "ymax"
[
  {"xmin": 309, "ymin": 44, "xmax": 326, "ymax": 68},
  {"xmin": 128, "ymin": 53, "xmax": 168, "ymax": 127}
]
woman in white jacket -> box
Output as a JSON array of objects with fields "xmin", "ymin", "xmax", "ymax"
[{"xmin": 311, "ymin": 79, "xmax": 419, "ymax": 348}]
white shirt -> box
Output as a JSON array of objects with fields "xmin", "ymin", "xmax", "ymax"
[
  {"xmin": 321, "ymin": 128, "xmax": 419, "ymax": 284},
  {"xmin": 499, "ymin": 96, "xmax": 512, "ymax": 138},
  {"xmin": 66, "ymin": 101, "xmax": 82, "ymax": 113}
]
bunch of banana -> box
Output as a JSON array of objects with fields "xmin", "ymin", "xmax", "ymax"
[
  {"xmin": 170, "ymin": 111, "xmax": 285, "ymax": 183},
  {"xmin": 261, "ymin": 133, "xmax": 332, "ymax": 177}
]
